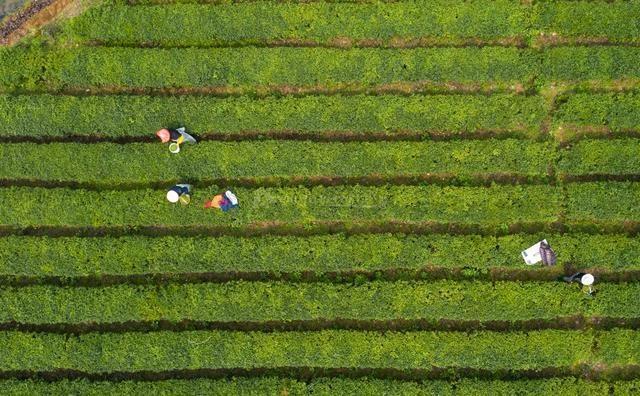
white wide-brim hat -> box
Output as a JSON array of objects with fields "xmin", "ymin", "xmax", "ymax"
[
  {"xmin": 581, "ymin": 274, "xmax": 595, "ymax": 286},
  {"xmin": 166, "ymin": 190, "xmax": 180, "ymax": 203}
]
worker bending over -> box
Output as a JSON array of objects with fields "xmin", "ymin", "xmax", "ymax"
[
  {"xmin": 204, "ymin": 190, "xmax": 239, "ymax": 212},
  {"xmin": 166, "ymin": 184, "xmax": 192, "ymax": 205},
  {"xmin": 563, "ymin": 272, "xmax": 596, "ymax": 296},
  {"xmin": 156, "ymin": 127, "xmax": 197, "ymax": 153}
]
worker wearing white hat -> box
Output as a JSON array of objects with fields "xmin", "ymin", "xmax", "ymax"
[
  {"xmin": 563, "ymin": 272, "xmax": 596, "ymax": 296},
  {"xmin": 166, "ymin": 184, "xmax": 192, "ymax": 205}
]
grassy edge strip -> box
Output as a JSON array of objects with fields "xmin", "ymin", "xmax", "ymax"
[{"xmin": 0, "ymin": 377, "xmax": 617, "ymax": 396}]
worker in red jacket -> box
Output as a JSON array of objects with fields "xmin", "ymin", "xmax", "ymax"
[{"xmin": 204, "ymin": 190, "xmax": 239, "ymax": 212}]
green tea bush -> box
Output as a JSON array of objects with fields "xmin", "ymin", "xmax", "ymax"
[
  {"xmin": 63, "ymin": 1, "xmax": 528, "ymax": 46},
  {"xmin": 0, "ymin": 184, "xmax": 561, "ymax": 228},
  {"xmin": 0, "ymin": 378, "xmax": 615, "ymax": 396},
  {"xmin": 558, "ymin": 139, "xmax": 640, "ymax": 177},
  {"xmin": 1, "ymin": 233, "xmax": 638, "ymax": 277},
  {"xmin": 0, "ymin": 329, "xmax": 591, "ymax": 371},
  {"xmin": 0, "ymin": 280, "xmax": 637, "ymax": 324},
  {"xmin": 0, "ymin": 140, "xmax": 554, "ymax": 184},
  {"xmin": 0, "ymin": 94, "xmax": 545, "ymax": 137}
]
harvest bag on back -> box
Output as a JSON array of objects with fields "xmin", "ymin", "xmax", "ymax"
[{"xmin": 539, "ymin": 241, "xmax": 557, "ymax": 266}]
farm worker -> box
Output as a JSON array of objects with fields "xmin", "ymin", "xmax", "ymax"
[
  {"xmin": 204, "ymin": 190, "xmax": 239, "ymax": 212},
  {"xmin": 156, "ymin": 127, "xmax": 197, "ymax": 153},
  {"xmin": 539, "ymin": 241, "xmax": 557, "ymax": 266},
  {"xmin": 563, "ymin": 272, "xmax": 596, "ymax": 296},
  {"xmin": 166, "ymin": 184, "xmax": 192, "ymax": 205}
]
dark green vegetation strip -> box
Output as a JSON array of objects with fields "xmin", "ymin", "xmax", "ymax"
[
  {"xmin": 58, "ymin": 1, "xmax": 640, "ymax": 47},
  {"xmin": 0, "ymin": 377, "xmax": 620, "ymax": 396},
  {"xmin": 2, "ymin": 233, "xmax": 640, "ymax": 279},
  {"xmin": 553, "ymin": 93, "xmax": 640, "ymax": 138},
  {"xmin": 60, "ymin": 1, "xmax": 528, "ymax": 47},
  {"xmin": 10, "ymin": 138, "xmax": 640, "ymax": 187},
  {"xmin": 0, "ymin": 94, "xmax": 544, "ymax": 139},
  {"xmin": 0, "ymin": 140, "xmax": 554, "ymax": 185},
  {"xmin": 540, "ymin": 47, "xmax": 640, "ymax": 85},
  {"xmin": 0, "ymin": 329, "xmax": 595, "ymax": 371},
  {"xmin": 8, "ymin": 46, "xmax": 640, "ymax": 93},
  {"xmin": 0, "ymin": 185, "xmax": 560, "ymax": 229},
  {"xmin": 5, "ymin": 183, "xmax": 638, "ymax": 234},
  {"xmin": 1, "ymin": 280, "xmax": 640, "ymax": 325},
  {"xmin": 559, "ymin": 139, "xmax": 640, "ymax": 179},
  {"xmin": 566, "ymin": 182, "xmax": 640, "ymax": 225},
  {"xmin": 533, "ymin": 0, "xmax": 640, "ymax": 44},
  {"xmin": 0, "ymin": 46, "xmax": 537, "ymax": 92}
]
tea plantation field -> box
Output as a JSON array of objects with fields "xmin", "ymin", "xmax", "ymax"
[{"xmin": 2, "ymin": 0, "xmax": 640, "ymax": 394}]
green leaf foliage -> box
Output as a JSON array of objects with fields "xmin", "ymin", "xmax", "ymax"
[
  {"xmin": 558, "ymin": 139, "xmax": 640, "ymax": 176},
  {"xmin": 1, "ymin": 233, "xmax": 640, "ymax": 277},
  {"xmin": 566, "ymin": 182, "xmax": 640, "ymax": 224},
  {"xmin": 59, "ymin": 1, "xmax": 640, "ymax": 47},
  {"xmin": 0, "ymin": 46, "xmax": 539, "ymax": 91},
  {"xmin": 0, "ymin": 94, "xmax": 544, "ymax": 137},
  {"xmin": 533, "ymin": 1, "xmax": 640, "ymax": 42},
  {"xmin": 0, "ymin": 139, "xmax": 554, "ymax": 184},
  {"xmin": 0, "ymin": 377, "xmax": 618, "ymax": 396},
  {"xmin": 61, "ymin": 1, "xmax": 528, "ymax": 46},
  {"xmin": 0, "ymin": 185, "xmax": 561, "ymax": 228},
  {"xmin": 0, "ymin": 234, "xmax": 640, "ymax": 277},
  {"xmin": 0, "ymin": 280, "xmax": 637, "ymax": 324},
  {"xmin": 554, "ymin": 93, "xmax": 640, "ymax": 132},
  {"xmin": 0, "ymin": 329, "xmax": 593, "ymax": 371},
  {"xmin": 541, "ymin": 47, "xmax": 640, "ymax": 84}
]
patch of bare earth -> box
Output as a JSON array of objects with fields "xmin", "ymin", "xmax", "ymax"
[
  {"xmin": 1, "ymin": 0, "xmax": 92, "ymax": 46},
  {"xmin": 535, "ymin": 33, "xmax": 640, "ymax": 48}
]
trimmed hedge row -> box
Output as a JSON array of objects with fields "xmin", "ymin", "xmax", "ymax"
[
  {"xmin": 61, "ymin": 1, "xmax": 528, "ymax": 46},
  {"xmin": 2, "ymin": 233, "xmax": 640, "ymax": 278},
  {"xmin": 558, "ymin": 139, "xmax": 640, "ymax": 177},
  {"xmin": 0, "ymin": 280, "xmax": 639, "ymax": 324},
  {"xmin": 566, "ymin": 182, "xmax": 640, "ymax": 225},
  {"xmin": 5, "ymin": 183, "xmax": 635, "ymax": 232},
  {"xmin": 48, "ymin": 46, "xmax": 640, "ymax": 90},
  {"xmin": 533, "ymin": 1, "xmax": 640, "ymax": 42},
  {"xmin": 61, "ymin": 1, "xmax": 640, "ymax": 46},
  {"xmin": 12, "ymin": 139, "xmax": 640, "ymax": 186},
  {"xmin": 540, "ymin": 47, "xmax": 640, "ymax": 84},
  {"xmin": 0, "ymin": 45, "xmax": 45, "ymax": 91},
  {"xmin": 598, "ymin": 329, "xmax": 640, "ymax": 366},
  {"xmin": 7, "ymin": 46, "xmax": 640, "ymax": 93},
  {"xmin": 0, "ymin": 329, "xmax": 592, "ymax": 371},
  {"xmin": 0, "ymin": 378, "xmax": 616, "ymax": 396},
  {"xmin": 0, "ymin": 185, "xmax": 561, "ymax": 228},
  {"xmin": 554, "ymin": 93, "xmax": 640, "ymax": 132},
  {"xmin": 0, "ymin": 94, "xmax": 544, "ymax": 137},
  {"xmin": 7, "ymin": 45, "xmax": 640, "ymax": 93},
  {"xmin": 0, "ymin": 140, "xmax": 554, "ymax": 184},
  {"xmin": 0, "ymin": 46, "xmax": 537, "ymax": 91}
]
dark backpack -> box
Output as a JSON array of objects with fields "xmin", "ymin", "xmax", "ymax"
[{"xmin": 539, "ymin": 242, "xmax": 557, "ymax": 266}]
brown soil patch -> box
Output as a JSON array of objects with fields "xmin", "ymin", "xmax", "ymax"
[
  {"xmin": 21, "ymin": 80, "xmax": 525, "ymax": 97},
  {"xmin": 0, "ymin": 0, "xmax": 76, "ymax": 45},
  {"xmin": 91, "ymin": 36, "xmax": 527, "ymax": 49},
  {"xmin": 535, "ymin": 34, "xmax": 640, "ymax": 48}
]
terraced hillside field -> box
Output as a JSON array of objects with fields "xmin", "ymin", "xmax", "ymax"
[{"xmin": 2, "ymin": 0, "xmax": 640, "ymax": 394}]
